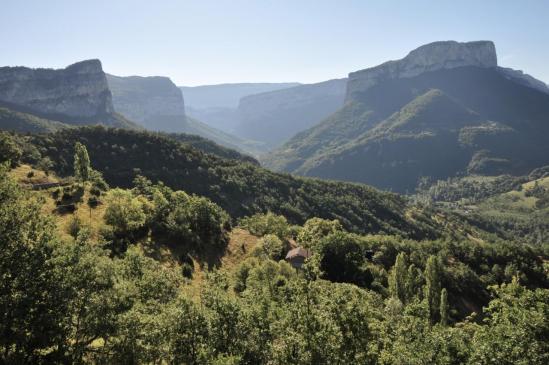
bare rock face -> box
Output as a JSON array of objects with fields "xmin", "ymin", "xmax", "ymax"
[
  {"xmin": 106, "ymin": 74, "xmax": 186, "ymax": 132},
  {"xmin": 0, "ymin": 59, "xmax": 114, "ymax": 118},
  {"xmin": 346, "ymin": 41, "xmax": 498, "ymax": 100}
]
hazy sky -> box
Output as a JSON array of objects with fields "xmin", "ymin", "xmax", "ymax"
[{"xmin": 1, "ymin": 0, "xmax": 548, "ymax": 86}]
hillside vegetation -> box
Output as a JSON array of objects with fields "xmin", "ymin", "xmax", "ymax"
[
  {"xmin": 11, "ymin": 126, "xmax": 439, "ymax": 238},
  {"xmin": 0, "ymin": 147, "xmax": 547, "ymax": 363}
]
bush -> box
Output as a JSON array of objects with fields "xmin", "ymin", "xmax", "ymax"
[
  {"xmin": 238, "ymin": 212, "xmax": 290, "ymax": 239},
  {"xmin": 67, "ymin": 215, "xmax": 83, "ymax": 239},
  {"xmin": 254, "ymin": 234, "xmax": 285, "ymax": 260}
]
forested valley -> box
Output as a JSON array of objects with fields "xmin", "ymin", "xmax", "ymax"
[{"xmin": 1, "ymin": 128, "xmax": 547, "ymax": 364}]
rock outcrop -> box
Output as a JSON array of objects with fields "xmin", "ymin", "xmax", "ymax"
[
  {"xmin": 0, "ymin": 59, "xmax": 114, "ymax": 118},
  {"xmin": 346, "ymin": 41, "xmax": 497, "ymax": 100},
  {"xmin": 106, "ymin": 74, "xmax": 186, "ymax": 132}
]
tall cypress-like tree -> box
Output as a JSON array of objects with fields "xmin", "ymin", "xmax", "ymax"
[
  {"xmin": 440, "ymin": 288, "xmax": 449, "ymax": 325},
  {"xmin": 74, "ymin": 142, "xmax": 91, "ymax": 182},
  {"xmin": 424, "ymin": 255, "xmax": 442, "ymax": 324},
  {"xmin": 389, "ymin": 252, "xmax": 408, "ymax": 303}
]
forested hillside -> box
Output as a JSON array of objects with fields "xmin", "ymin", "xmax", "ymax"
[
  {"xmin": 0, "ymin": 142, "xmax": 547, "ymax": 363},
  {"xmin": 5, "ymin": 126, "xmax": 437, "ymax": 238}
]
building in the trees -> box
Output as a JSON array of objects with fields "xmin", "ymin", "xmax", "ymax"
[{"xmin": 285, "ymin": 247, "xmax": 311, "ymax": 269}]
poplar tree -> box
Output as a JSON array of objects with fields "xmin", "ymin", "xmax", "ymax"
[
  {"xmin": 389, "ymin": 252, "xmax": 408, "ymax": 303},
  {"xmin": 440, "ymin": 288, "xmax": 449, "ymax": 325},
  {"xmin": 74, "ymin": 142, "xmax": 91, "ymax": 182},
  {"xmin": 424, "ymin": 255, "xmax": 442, "ymax": 324}
]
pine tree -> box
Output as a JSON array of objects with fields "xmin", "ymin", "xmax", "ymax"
[
  {"xmin": 424, "ymin": 255, "xmax": 442, "ymax": 324},
  {"xmin": 440, "ymin": 288, "xmax": 449, "ymax": 325},
  {"xmin": 389, "ymin": 252, "xmax": 408, "ymax": 303},
  {"xmin": 74, "ymin": 142, "xmax": 91, "ymax": 182}
]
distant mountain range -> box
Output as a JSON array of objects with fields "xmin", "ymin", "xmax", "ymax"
[
  {"xmin": 181, "ymin": 80, "xmax": 348, "ymax": 149},
  {"xmin": 180, "ymin": 83, "xmax": 301, "ymax": 137},
  {"xmin": 263, "ymin": 41, "xmax": 549, "ymax": 192}
]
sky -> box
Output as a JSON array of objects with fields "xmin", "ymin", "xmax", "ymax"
[{"xmin": 1, "ymin": 0, "xmax": 548, "ymax": 86}]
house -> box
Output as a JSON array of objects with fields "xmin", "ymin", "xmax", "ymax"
[{"xmin": 285, "ymin": 247, "xmax": 311, "ymax": 269}]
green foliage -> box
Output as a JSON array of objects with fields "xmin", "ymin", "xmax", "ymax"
[
  {"xmin": 297, "ymin": 217, "xmax": 343, "ymax": 249},
  {"xmin": 25, "ymin": 126, "xmax": 436, "ymax": 238},
  {"xmin": 104, "ymin": 188, "xmax": 147, "ymax": 234},
  {"xmin": 440, "ymin": 288, "xmax": 449, "ymax": 326},
  {"xmin": 254, "ymin": 234, "xmax": 285, "ymax": 260},
  {"xmin": 389, "ymin": 252, "xmax": 409, "ymax": 303},
  {"xmin": 318, "ymin": 231, "xmax": 372, "ymax": 287},
  {"xmin": 425, "ymin": 255, "xmax": 443, "ymax": 324},
  {"xmin": 0, "ymin": 131, "xmax": 22, "ymax": 167},
  {"xmin": 239, "ymin": 212, "xmax": 290, "ymax": 240},
  {"xmin": 67, "ymin": 214, "xmax": 83, "ymax": 238},
  {"xmin": 469, "ymin": 279, "xmax": 549, "ymax": 365},
  {"xmin": 74, "ymin": 142, "xmax": 91, "ymax": 182}
]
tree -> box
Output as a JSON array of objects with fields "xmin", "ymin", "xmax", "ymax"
[
  {"xmin": 424, "ymin": 255, "xmax": 442, "ymax": 324},
  {"xmin": 440, "ymin": 288, "xmax": 449, "ymax": 325},
  {"xmin": 470, "ymin": 279, "xmax": 549, "ymax": 365},
  {"xmin": 297, "ymin": 218, "xmax": 343, "ymax": 249},
  {"xmin": 389, "ymin": 252, "xmax": 408, "ymax": 303},
  {"xmin": 104, "ymin": 188, "xmax": 146, "ymax": 235},
  {"xmin": 319, "ymin": 232, "xmax": 371, "ymax": 287},
  {"xmin": 0, "ymin": 132, "xmax": 22, "ymax": 167},
  {"xmin": 255, "ymin": 234, "xmax": 284, "ymax": 260},
  {"xmin": 74, "ymin": 142, "xmax": 91, "ymax": 182},
  {"xmin": 168, "ymin": 298, "xmax": 209, "ymax": 364},
  {"xmin": 0, "ymin": 164, "xmax": 63, "ymax": 363}
]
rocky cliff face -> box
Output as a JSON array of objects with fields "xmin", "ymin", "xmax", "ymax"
[
  {"xmin": 0, "ymin": 59, "xmax": 114, "ymax": 118},
  {"xmin": 106, "ymin": 74, "xmax": 186, "ymax": 132},
  {"xmin": 346, "ymin": 41, "xmax": 497, "ymax": 100}
]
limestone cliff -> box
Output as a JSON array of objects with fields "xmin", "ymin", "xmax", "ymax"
[
  {"xmin": 0, "ymin": 59, "xmax": 114, "ymax": 118},
  {"xmin": 106, "ymin": 74, "xmax": 186, "ymax": 132},
  {"xmin": 346, "ymin": 41, "xmax": 497, "ymax": 100}
]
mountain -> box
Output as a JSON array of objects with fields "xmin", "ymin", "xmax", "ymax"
[
  {"xmin": 264, "ymin": 41, "xmax": 549, "ymax": 192},
  {"xmin": 180, "ymin": 83, "xmax": 300, "ymax": 133},
  {"xmin": 107, "ymin": 74, "xmax": 263, "ymax": 156},
  {"xmin": 235, "ymin": 78, "xmax": 347, "ymax": 148},
  {"xmin": 0, "ymin": 60, "xmax": 137, "ymax": 129}
]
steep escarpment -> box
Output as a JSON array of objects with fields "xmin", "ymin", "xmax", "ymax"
[
  {"xmin": 264, "ymin": 41, "xmax": 549, "ymax": 192},
  {"xmin": 0, "ymin": 60, "xmax": 139, "ymax": 129},
  {"xmin": 235, "ymin": 78, "xmax": 347, "ymax": 147},
  {"xmin": 346, "ymin": 41, "xmax": 497, "ymax": 100},
  {"xmin": 0, "ymin": 60, "xmax": 114, "ymax": 118}
]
